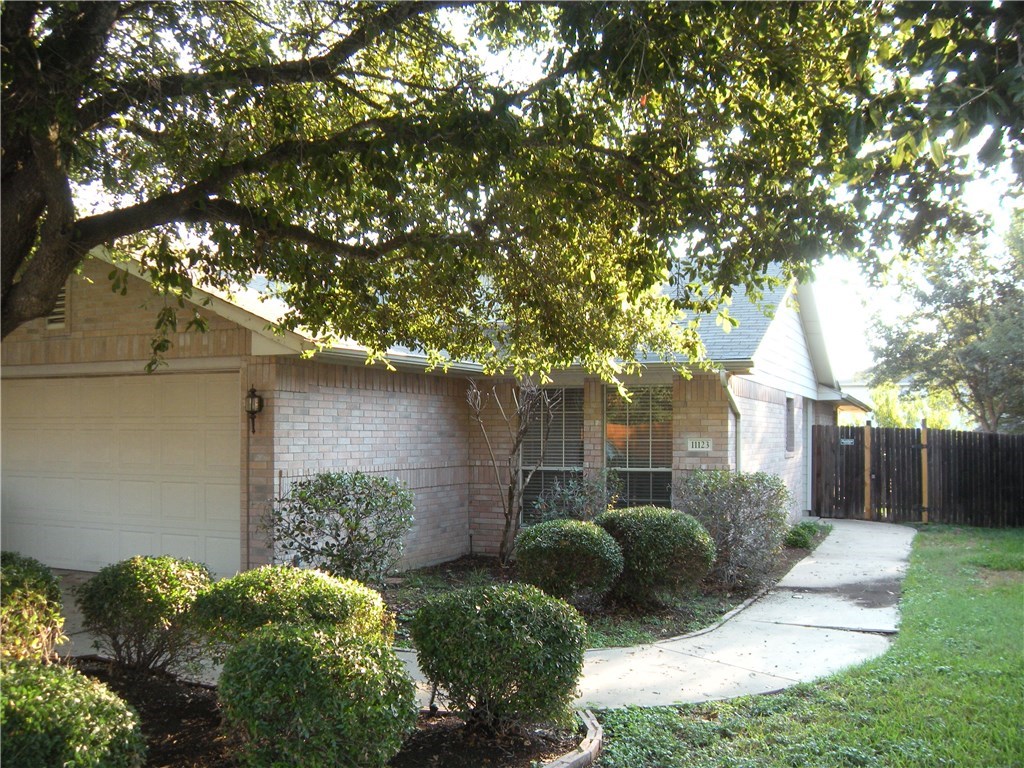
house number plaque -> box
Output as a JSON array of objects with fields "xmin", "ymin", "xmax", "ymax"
[{"xmin": 687, "ymin": 438, "xmax": 713, "ymax": 452}]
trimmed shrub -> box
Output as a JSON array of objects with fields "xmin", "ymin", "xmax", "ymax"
[
  {"xmin": 219, "ymin": 625, "xmax": 416, "ymax": 768},
  {"xmin": 1, "ymin": 660, "xmax": 146, "ymax": 768},
  {"xmin": 785, "ymin": 520, "xmax": 827, "ymax": 549},
  {"xmin": 531, "ymin": 469, "xmax": 621, "ymax": 522},
  {"xmin": 411, "ymin": 583, "xmax": 586, "ymax": 730},
  {"xmin": 1, "ymin": 551, "xmax": 66, "ymax": 662},
  {"xmin": 74, "ymin": 555, "xmax": 212, "ymax": 673},
  {"xmin": 596, "ymin": 506, "xmax": 716, "ymax": 604},
  {"xmin": 191, "ymin": 565, "xmax": 392, "ymax": 657},
  {"xmin": 269, "ymin": 471, "xmax": 414, "ymax": 586},
  {"xmin": 515, "ymin": 520, "xmax": 623, "ymax": 609},
  {"xmin": 673, "ymin": 470, "xmax": 791, "ymax": 590}
]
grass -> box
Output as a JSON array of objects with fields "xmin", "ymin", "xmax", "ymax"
[{"xmin": 595, "ymin": 525, "xmax": 1024, "ymax": 768}]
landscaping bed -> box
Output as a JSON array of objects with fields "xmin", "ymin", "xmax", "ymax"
[
  {"xmin": 60, "ymin": 530, "xmax": 824, "ymax": 768},
  {"xmin": 72, "ymin": 656, "xmax": 579, "ymax": 768}
]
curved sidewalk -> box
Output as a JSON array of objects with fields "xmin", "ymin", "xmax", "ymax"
[{"xmin": 401, "ymin": 518, "xmax": 916, "ymax": 709}]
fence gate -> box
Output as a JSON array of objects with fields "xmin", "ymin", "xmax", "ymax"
[{"xmin": 812, "ymin": 424, "xmax": 1024, "ymax": 527}]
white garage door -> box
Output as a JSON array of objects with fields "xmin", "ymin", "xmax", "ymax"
[{"xmin": 1, "ymin": 373, "xmax": 241, "ymax": 575}]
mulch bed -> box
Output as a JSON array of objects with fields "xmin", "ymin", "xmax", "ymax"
[{"xmin": 72, "ymin": 656, "xmax": 578, "ymax": 768}]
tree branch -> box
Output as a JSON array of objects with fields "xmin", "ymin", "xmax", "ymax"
[{"xmin": 74, "ymin": 2, "xmax": 457, "ymax": 132}]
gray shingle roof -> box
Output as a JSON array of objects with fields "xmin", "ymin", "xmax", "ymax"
[{"xmin": 694, "ymin": 279, "xmax": 790, "ymax": 364}]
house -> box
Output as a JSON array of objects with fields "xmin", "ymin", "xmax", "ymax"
[{"xmin": 1, "ymin": 251, "xmax": 866, "ymax": 576}]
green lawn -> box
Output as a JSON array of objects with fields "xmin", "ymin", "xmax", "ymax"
[{"xmin": 596, "ymin": 525, "xmax": 1024, "ymax": 768}]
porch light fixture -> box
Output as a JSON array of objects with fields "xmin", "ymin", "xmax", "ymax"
[{"xmin": 245, "ymin": 387, "xmax": 264, "ymax": 434}]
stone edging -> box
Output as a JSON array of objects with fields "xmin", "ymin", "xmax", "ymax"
[{"xmin": 544, "ymin": 710, "xmax": 603, "ymax": 768}]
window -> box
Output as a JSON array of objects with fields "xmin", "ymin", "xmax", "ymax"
[
  {"xmin": 605, "ymin": 386, "xmax": 673, "ymax": 506},
  {"xmin": 786, "ymin": 396, "xmax": 796, "ymax": 453},
  {"xmin": 521, "ymin": 388, "xmax": 584, "ymax": 520}
]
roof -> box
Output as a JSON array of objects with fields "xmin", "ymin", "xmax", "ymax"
[{"xmin": 95, "ymin": 248, "xmax": 852, "ymax": 390}]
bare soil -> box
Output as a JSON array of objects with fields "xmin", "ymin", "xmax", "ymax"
[{"xmin": 72, "ymin": 656, "xmax": 578, "ymax": 768}]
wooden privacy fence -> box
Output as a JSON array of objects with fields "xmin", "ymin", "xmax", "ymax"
[{"xmin": 812, "ymin": 424, "xmax": 1024, "ymax": 527}]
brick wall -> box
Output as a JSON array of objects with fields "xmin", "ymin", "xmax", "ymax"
[
  {"xmin": 1, "ymin": 258, "xmax": 249, "ymax": 367},
  {"xmin": 270, "ymin": 359, "xmax": 474, "ymax": 568},
  {"xmin": 730, "ymin": 376, "xmax": 806, "ymax": 518},
  {"xmin": 673, "ymin": 374, "xmax": 733, "ymax": 485}
]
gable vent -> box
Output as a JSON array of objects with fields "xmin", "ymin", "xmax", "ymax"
[{"xmin": 46, "ymin": 285, "xmax": 67, "ymax": 329}]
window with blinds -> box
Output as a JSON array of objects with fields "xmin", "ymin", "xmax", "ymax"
[
  {"xmin": 520, "ymin": 388, "xmax": 585, "ymax": 520},
  {"xmin": 605, "ymin": 385, "xmax": 673, "ymax": 506}
]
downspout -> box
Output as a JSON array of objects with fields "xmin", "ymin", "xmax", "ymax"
[{"xmin": 720, "ymin": 371, "xmax": 742, "ymax": 472}]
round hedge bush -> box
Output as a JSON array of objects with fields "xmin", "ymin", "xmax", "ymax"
[
  {"xmin": 219, "ymin": 625, "xmax": 416, "ymax": 768},
  {"xmin": 1, "ymin": 660, "xmax": 146, "ymax": 768},
  {"xmin": 1, "ymin": 551, "xmax": 65, "ymax": 662},
  {"xmin": 74, "ymin": 555, "xmax": 212, "ymax": 673},
  {"xmin": 411, "ymin": 583, "xmax": 586, "ymax": 730},
  {"xmin": 515, "ymin": 520, "xmax": 624, "ymax": 609},
  {"xmin": 191, "ymin": 565, "xmax": 392, "ymax": 656},
  {"xmin": 596, "ymin": 506, "xmax": 716, "ymax": 604}
]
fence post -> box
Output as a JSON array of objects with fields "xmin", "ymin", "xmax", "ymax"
[
  {"xmin": 863, "ymin": 421, "xmax": 872, "ymax": 520},
  {"xmin": 920, "ymin": 419, "xmax": 929, "ymax": 524}
]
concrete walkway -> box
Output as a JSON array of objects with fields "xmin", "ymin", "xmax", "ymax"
[
  {"xmin": 399, "ymin": 519, "xmax": 916, "ymax": 708},
  {"xmin": 572, "ymin": 518, "xmax": 915, "ymax": 707},
  {"xmin": 60, "ymin": 518, "xmax": 915, "ymax": 709}
]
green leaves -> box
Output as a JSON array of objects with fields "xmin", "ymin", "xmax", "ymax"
[{"xmin": 5, "ymin": 2, "xmax": 1021, "ymax": 372}]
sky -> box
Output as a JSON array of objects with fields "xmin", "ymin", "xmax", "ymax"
[{"xmin": 812, "ymin": 172, "xmax": 1019, "ymax": 384}]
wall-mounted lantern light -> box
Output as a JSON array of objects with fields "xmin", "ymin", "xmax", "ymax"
[{"xmin": 245, "ymin": 387, "xmax": 264, "ymax": 434}]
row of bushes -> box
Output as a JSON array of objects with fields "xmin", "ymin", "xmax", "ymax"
[
  {"xmin": 519, "ymin": 470, "xmax": 813, "ymax": 609},
  {"xmin": 2, "ymin": 551, "xmax": 589, "ymax": 766},
  {"xmin": 517, "ymin": 506, "xmax": 717, "ymax": 610}
]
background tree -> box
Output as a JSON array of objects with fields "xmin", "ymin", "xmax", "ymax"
[
  {"xmin": 870, "ymin": 211, "xmax": 1024, "ymax": 433},
  {"xmin": 3, "ymin": 2, "xmax": 1021, "ymax": 378},
  {"xmin": 867, "ymin": 382, "xmax": 964, "ymax": 430}
]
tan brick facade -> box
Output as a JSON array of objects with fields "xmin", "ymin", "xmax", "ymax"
[{"xmin": 2, "ymin": 257, "xmax": 830, "ymax": 573}]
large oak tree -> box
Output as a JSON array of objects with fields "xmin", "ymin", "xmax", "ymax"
[{"xmin": 2, "ymin": 1, "xmax": 1021, "ymax": 377}]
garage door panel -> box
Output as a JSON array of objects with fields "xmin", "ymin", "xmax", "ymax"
[
  {"xmin": 75, "ymin": 429, "xmax": 117, "ymax": 468},
  {"xmin": 203, "ymin": 484, "xmax": 240, "ymax": 528},
  {"xmin": 203, "ymin": 384, "xmax": 239, "ymax": 418},
  {"xmin": 160, "ymin": 534, "xmax": 201, "ymax": 563},
  {"xmin": 162, "ymin": 378, "xmax": 202, "ymax": 415},
  {"xmin": 37, "ymin": 523, "xmax": 87, "ymax": 567},
  {"xmin": 118, "ymin": 429, "xmax": 158, "ymax": 466},
  {"xmin": 204, "ymin": 429, "xmax": 239, "ymax": 472},
  {"xmin": 119, "ymin": 379, "xmax": 157, "ymax": 417},
  {"xmin": 161, "ymin": 430, "xmax": 201, "ymax": 469},
  {"xmin": 78, "ymin": 379, "xmax": 118, "ymax": 418},
  {"xmin": 118, "ymin": 479, "xmax": 158, "ymax": 516},
  {"xmin": 161, "ymin": 483, "xmax": 200, "ymax": 521},
  {"xmin": 77, "ymin": 479, "xmax": 116, "ymax": 516},
  {"xmin": 2, "ymin": 373, "xmax": 242, "ymax": 576},
  {"xmin": 66, "ymin": 527, "xmax": 112, "ymax": 570},
  {"xmin": 31, "ymin": 381, "xmax": 75, "ymax": 419},
  {"xmin": 33, "ymin": 477, "xmax": 77, "ymax": 514},
  {"xmin": 204, "ymin": 537, "xmax": 241, "ymax": 576}
]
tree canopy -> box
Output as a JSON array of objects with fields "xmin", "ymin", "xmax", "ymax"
[
  {"xmin": 866, "ymin": 382, "xmax": 963, "ymax": 430},
  {"xmin": 870, "ymin": 210, "xmax": 1024, "ymax": 433},
  {"xmin": 3, "ymin": 1, "xmax": 1021, "ymax": 378}
]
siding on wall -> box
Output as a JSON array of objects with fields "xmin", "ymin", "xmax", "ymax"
[{"xmin": 749, "ymin": 297, "xmax": 818, "ymax": 400}]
